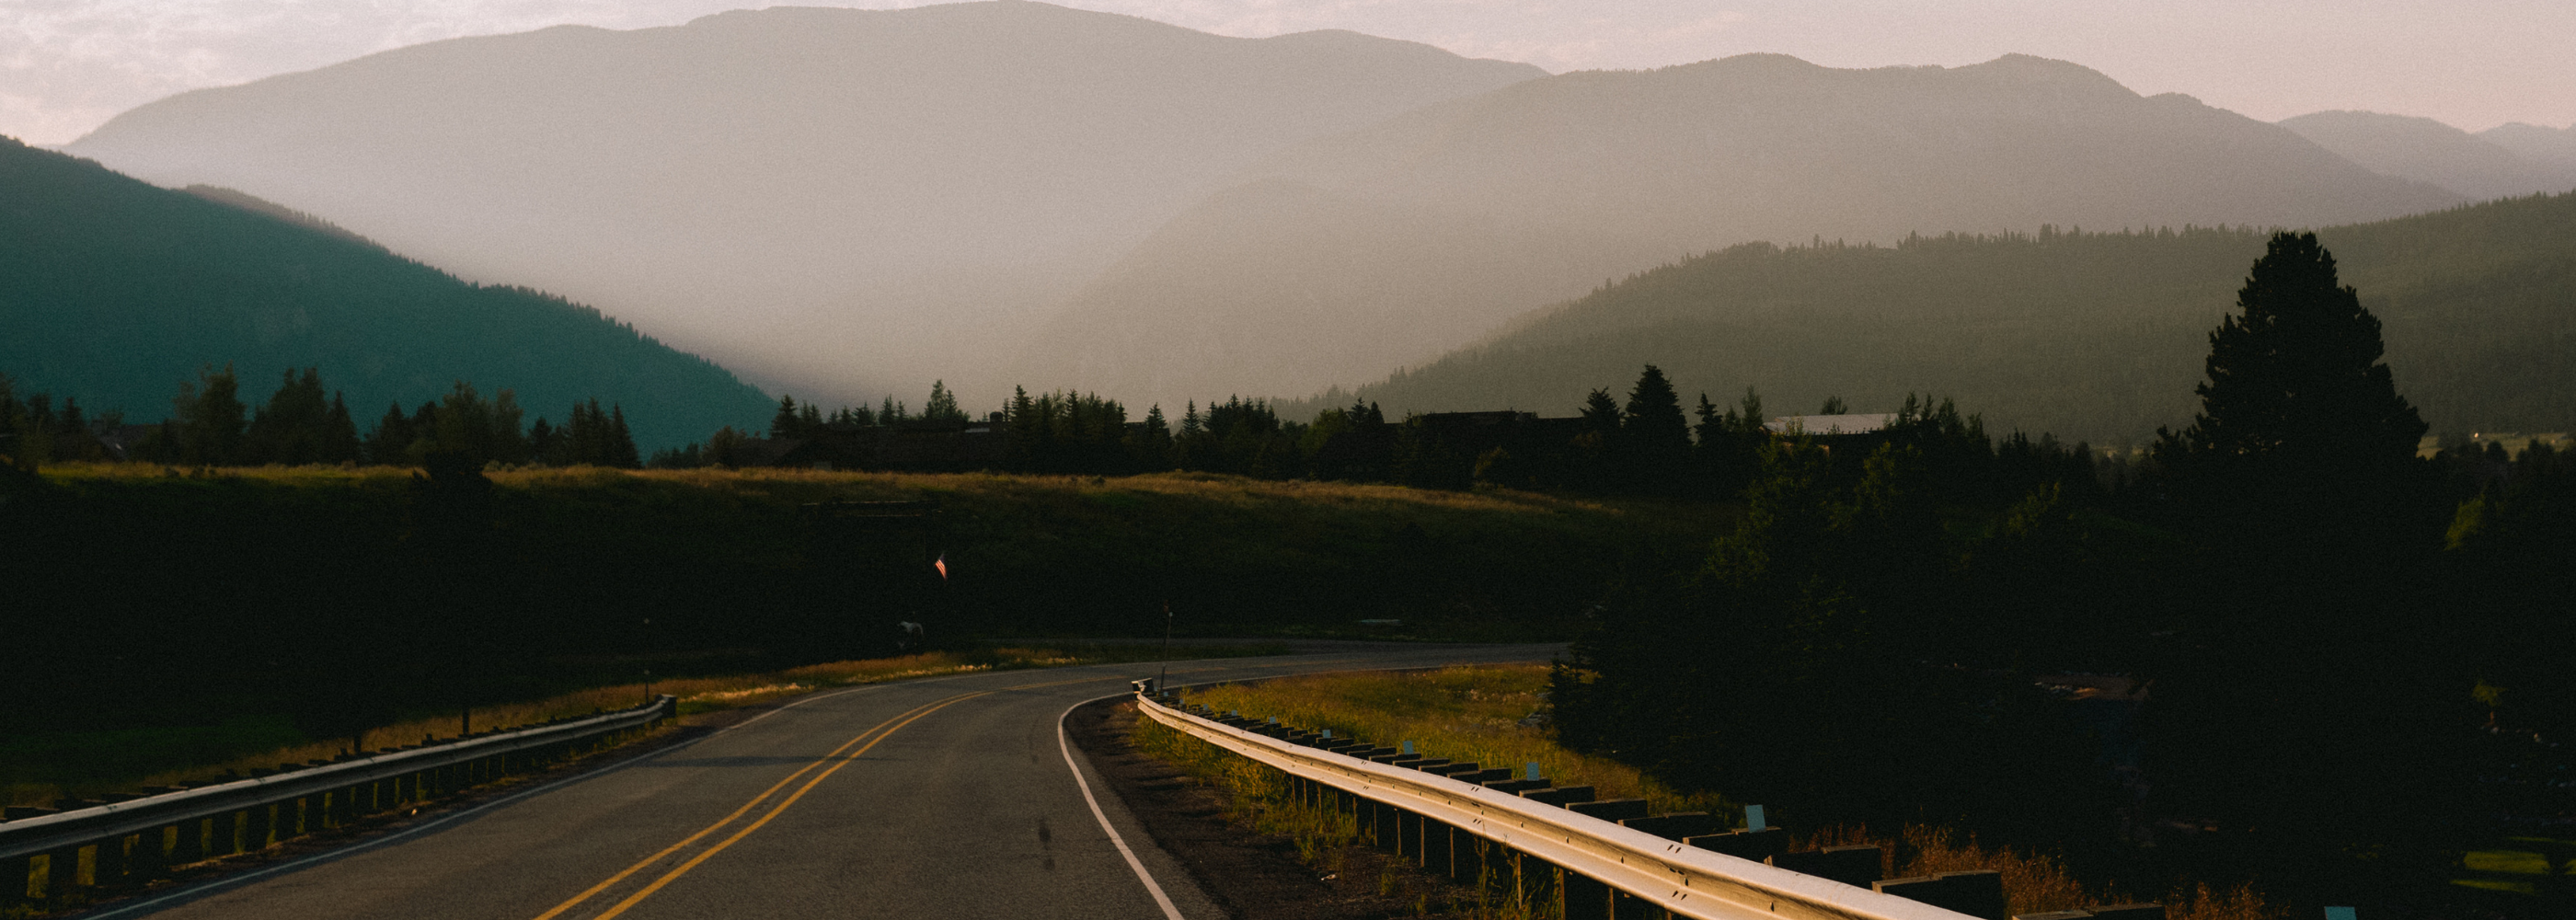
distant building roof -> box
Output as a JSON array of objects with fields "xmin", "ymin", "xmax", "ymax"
[{"xmin": 1765, "ymin": 413, "xmax": 1897, "ymax": 435}]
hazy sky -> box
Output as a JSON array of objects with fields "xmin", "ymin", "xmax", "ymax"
[{"xmin": 6, "ymin": 0, "xmax": 2571, "ymax": 147}]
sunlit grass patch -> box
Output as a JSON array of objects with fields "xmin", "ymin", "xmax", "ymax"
[
  {"xmin": 2463, "ymin": 849, "xmax": 2555, "ymax": 875},
  {"xmin": 1178, "ymin": 664, "xmax": 1726, "ymax": 817}
]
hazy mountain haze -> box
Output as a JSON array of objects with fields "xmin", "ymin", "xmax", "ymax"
[
  {"xmin": 2279, "ymin": 110, "xmax": 2576, "ymax": 201},
  {"xmin": 1014, "ymin": 53, "xmax": 2464, "ymax": 410},
  {"xmin": 62, "ymin": 1, "xmax": 1544, "ymax": 408},
  {"xmin": 2480, "ymin": 122, "xmax": 2576, "ymax": 170},
  {"xmin": 15, "ymin": 0, "xmax": 2576, "ymax": 149}
]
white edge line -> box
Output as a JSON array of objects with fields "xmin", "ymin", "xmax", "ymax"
[{"xmin": 1059, "ymin": 696, "xmax": 1188, "ymax": 920}]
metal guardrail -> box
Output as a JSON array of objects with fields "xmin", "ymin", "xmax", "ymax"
[
  {"xmin": 2, "ymin": 695, "xmax": 675, "ymax": 905},
  {"xmin": 1134, "ymin": 687, "xmax": 1982, "ymax": 920}
]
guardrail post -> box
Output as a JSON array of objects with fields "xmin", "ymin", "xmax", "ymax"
[
  {"xmin": 41, "ymin": 845, "xmax": 81, "ymax": 906},
  {"xmin": 94, "ymin": 834, "xmax": 128, "ymax": 890},
  {"xmin": 239, "ymin": 802, "xmax": 268, "ymax": 852},
  {"xmin": 6, "ymin": 852, "xmax": 31, "ymax": 907},
  {"xmin": 1421, "ymin": 817, "xmax": 1453, "ymax": 876},
  {"xmin": 205, "ymin": 809, "xmax": 236, "ymax": 857},
  {"xmin": 130, "ymin": 825, "xmax": 170, "ymax": 880},
  {"xmin": 1559, "ymin": 867, "xmax": 1611, "ymax": 920}
]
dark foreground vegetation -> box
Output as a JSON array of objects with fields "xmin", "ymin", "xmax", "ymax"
[
  {"xmin": 0, "ymin": 461, "xmax": 1715, "ymax": 799},
  {"xmin": 1547, "ymin": 233, "xmax": 2575, "ymax": 918},
  {"xmin": 3, "ymin": 230, "xmax": 2566, "ymax": 917}
]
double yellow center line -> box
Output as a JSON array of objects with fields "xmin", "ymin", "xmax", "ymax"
[{"xmin": 532, "ymin": 673, "xmax": 1111, "ymax": 920}]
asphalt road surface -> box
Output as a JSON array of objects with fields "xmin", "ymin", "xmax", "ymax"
[{"xmin": 96, "ymin": 644, "xmax": 1559, "ymax": 920}]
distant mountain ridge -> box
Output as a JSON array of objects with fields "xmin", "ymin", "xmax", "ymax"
[
  {"xmin": 0, "ymin": 136, "xmax": 775, "ymax": 450},
  {"xmin": 2478, "ymin": 122, "xmax": 2576, "ymax": 169},
  {"xmin": 63, "ymin": 1, "xmax": 1546, "ymax": 409},
  {"xmin": 2279, "ymin": 110, "xmax": 2576, "ymax": 201},
  {"xmin": 1286, "ymin": 190, "xmax": 2576, "ymax": 443},
  {"xmin": 1014, "ymin": 52, "xmax": 2462, "ymax": 410}
]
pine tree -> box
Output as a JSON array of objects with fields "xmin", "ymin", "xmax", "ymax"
[
  {"xmin": 364, "ymin": 402, "xmax": 414, "ymax": 465},
  {"xmin": 924, "ymin": 381, "xmax": 965, "ymax": 423},
  {"xmin": 606, "ymin": 405, "xmax": 640, "ymax": 468},
  {"xmin": 528, "ymin": 417, "xmax": 562, "ymax": 465},
  {"xmin": 321, "ymin": 392, "xmax": 361, "ymax": 463},
  {"xmin": 1130, "ymin": 403, "xmax": 1175, "ymax": 471},
  {"xmin": 173, "ymin": 363, "xmax": 247, "ymax": 466},
  {"xmin": 770, "ymin": 396, "xmax": 803, "ymax": 440},
  {"xmin": 2155, "ymin": 231, "xmax": 2429, "ymax": 533},
  {"xmin": 245, "ymin": 368, "xmax": 333, "ymax": 465},
  {"xmin": 1619, "ymin": 364, "xmax": 1691, "ymax": 490}
]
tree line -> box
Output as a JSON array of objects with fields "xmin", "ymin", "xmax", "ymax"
[
  {"xmin": 1550, "ymin": 232, "xmax": 2572, "ymax": 916},
  {"xmin": 0, "ymin": 364, "xmax": 642, "ymax": 470}
]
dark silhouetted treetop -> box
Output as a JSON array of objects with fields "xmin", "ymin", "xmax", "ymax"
[
  {"xmin": 2154, "ymin": 231, "xmax": 2429, "ymax": 535},
  {"xmin": 242, "ymin": 368, "xmax": 362, "ymax": 466},
  {"xmin": 922, "ymin": 381, "xmax": 966, "ymax": 423}
]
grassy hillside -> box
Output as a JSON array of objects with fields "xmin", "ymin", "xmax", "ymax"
[
  {"xmin": 0, "ymin": 464, "xmax": 1719, "ymax": 742},
  {"xmin": 0, "ymin": 136, "xmax": 775, "ymax": 449},
  {"xmin": 1298, "ymin": 191, "xmax": 2576, "ymax": 443}
]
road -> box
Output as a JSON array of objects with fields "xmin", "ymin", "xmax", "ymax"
[{"xmin": 95, "ymin": 644, "xmax": 1559, "ymax": 920}]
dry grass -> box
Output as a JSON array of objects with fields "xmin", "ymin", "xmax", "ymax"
[
  {"xmin": 1177, "ymin": 664, "xmax": 1728, "ymax": 818},
  {"xmin": 40, "ymin": 462, "xmax": 1625, "ymax": 520}
]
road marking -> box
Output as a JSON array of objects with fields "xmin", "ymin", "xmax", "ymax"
[
  {"xmin": 577, "ymin": 692, "xmax": 991, "ymax": 920},
  {"xmin": 526, "ymin": 691, "xmax": 973, "ymax": 920},
  {"xmin": 1059, "ymin": 699, "xmax": 1188, "ymax": 920}
]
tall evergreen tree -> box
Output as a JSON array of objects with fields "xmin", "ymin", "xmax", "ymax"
[
  {"xmin": 172, "ymin": 364, "xmax": 247, "ymax": 466},
  {"xmin": 1129, "ymin": 403, "xmax": 1175, "ymax": 472},
  {"xmin": 2156, "ymin": 230, "xmax": 2429, "ymax": 532},
  {"xmin": 923, "ymin": 381, "xmax": 965, "ymax": 423},
  {"xmin": 770, "ymin": 396, "xmax": 804, "ymax": 440},
  {"xmin": 2140, "ymin": 231, "xmax": 2457, "ymax": 873},
  {"xmin": 364, "ymin": 402, "xmax": 416, "ymax": 465},
  {"xmin": 243, "ymin": 367, "xmax": 356, "ymax": 465},
  {"xmin": 605, "ymin": 405, "xmax": 640, "ymax": 468},
  {"xmin": 1618, "ymin": 365, "xmax": 1691, "ymax": 490}
]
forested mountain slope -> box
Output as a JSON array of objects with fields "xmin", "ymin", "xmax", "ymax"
[
  {"xmin": 0, "ymin": 136, "xmax": 774, "ymax": 450},
  {"xmin": 1015, "ymin": 52, "xmax": 2462, "ymax": 409},
  {"xmin": 1292, "ymin": 190, "xmax": 2576, "ymax": 443},
  {"xmin": 62, "ymin": 2, "xmax": 1544, "ymax": 408}
]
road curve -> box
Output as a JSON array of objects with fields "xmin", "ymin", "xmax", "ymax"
[{"xmin": 95, "ymin": 644, "xmax": 1559, "ymax": 920}]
